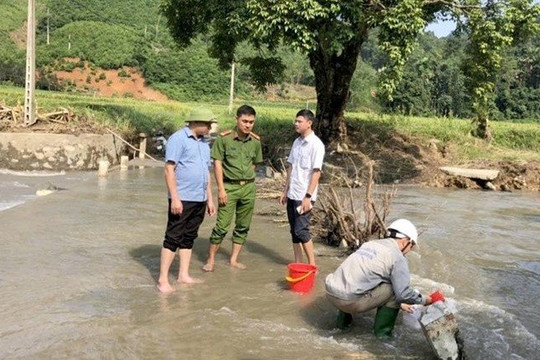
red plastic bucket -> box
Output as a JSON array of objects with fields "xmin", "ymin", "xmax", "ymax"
[{"xmin": 285, "ymin": 263, "xmax": 318, "ymax": 293}]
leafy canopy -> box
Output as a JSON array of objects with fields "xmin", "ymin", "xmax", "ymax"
[{"xmin": 161, "ymin": 0, "xmax": 443, "ymax": 96}]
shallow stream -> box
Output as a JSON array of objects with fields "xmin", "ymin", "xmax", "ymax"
[{"xmin": 0, "ymin": 167, "xmax": 538, "ymax": 359}]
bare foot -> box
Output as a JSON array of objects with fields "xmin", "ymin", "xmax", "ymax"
[
  {"xmin": 229, "ymin": 262, "xmax": 246, "ymax": 269},
  {"xmin": 202, "ymin": 263, "xmax": 214, "ymax": 272},
  {"xmin": 177, "ymin": 276, "xmax": 204, "ymax": 284},
  {"xmin": 156, "ymin": 281, "xmax": 175, "ymax": 293}
]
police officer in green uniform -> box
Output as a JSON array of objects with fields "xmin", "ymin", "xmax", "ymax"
[{"xmin": 202, "ymin": 105, "xmax": 263, "ymax": 271}]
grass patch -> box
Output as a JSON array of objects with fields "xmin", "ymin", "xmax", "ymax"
[
  {"xmin": 346, "ymin": 111, "xmax": 540, "ymax": 162},
  {"xmin": 1, "ymin": 85, "xmax": 538, "ymax": 163}
]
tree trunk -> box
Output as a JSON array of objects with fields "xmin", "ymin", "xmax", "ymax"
[
  {"xmin": 308, "ymin": 39, "xmax": 363, "ymax": 145},
  {"xmin": 471, "ymin": 95, "xmax": 493, "ymax": 141},
  {"xmin": 472, "ymin": 114, "xmax": 492, "ymax": 141}
]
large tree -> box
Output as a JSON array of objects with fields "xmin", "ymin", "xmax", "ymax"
[
  {"xmin": 462, "ymin": 0, "xmax": 539, "ymax": 140},
  {"xmin": 161, "ymin": 0, "xmax": 538, "ymax": 144}
]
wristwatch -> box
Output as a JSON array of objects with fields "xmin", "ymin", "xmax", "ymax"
[{"xmin": 304, "ymin": 193, "xmax": 312, "ymax": 199}]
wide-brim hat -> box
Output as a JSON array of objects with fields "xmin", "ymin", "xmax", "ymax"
[{"xmin": 185, "ymin": 108, "xmax": 218, "ymax": 123}]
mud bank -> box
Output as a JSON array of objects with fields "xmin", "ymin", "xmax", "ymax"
[{"xmin": 323, "ymin": 127, "xmax": 540, "ymax": 192}]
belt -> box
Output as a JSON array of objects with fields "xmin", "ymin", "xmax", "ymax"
[{"xmin": 224, "ymin": 178, "xmax": 255, "ymax": 185}]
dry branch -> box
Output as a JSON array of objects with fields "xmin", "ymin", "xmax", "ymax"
[{"xmin": 314, "ymin": 162, "xmax": 396, "ymax": 249}]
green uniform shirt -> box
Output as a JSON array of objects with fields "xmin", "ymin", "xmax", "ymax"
[{"xmin": 211, "ymin": 129, "xmax": 263, "ymax": 181}]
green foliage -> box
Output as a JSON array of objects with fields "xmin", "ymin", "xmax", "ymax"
[
  {"xmin": 0, "ymin": 0, "xmax": 27, "ymax": 34},
  {"xmin": 138, "ymin": 37, "xmax": 232, "ymax": 101},
  {"xmin": 241, "ymin": 56, "xmax": 286, "ymax": 92},
  {"xmin": 37, "ymin": 21, "xmax": 139, "ymax": 69},
  {"xmin": 381, "ymin": 32, "xmax": 470, "ymax": 118},
  {"xmin": 1, "ymin": 84, "xmax": 538, "ymax": 161},
  {"xmin": 279, "ymin": 49, "xmax": 314, "ymax": 86},
  {"xmin": 0, "ymin": 0, "xmax": 27, "ymax": 86},
  {"xmin": 375, "ymin": 0, "xmax": 431, "ymax": 100},
  {"xmin": 0, "ymin": 47, "xmax": 25, "ymax": 86},
  {"xmin": 462, "ymin": 0, "xmax": 540, "ymax": 139},
  {"xmin": 161, "ymin": 0, "xmax": 540, "ymax": 143},
  {"xmin": 38, "ymin": 0, "xmax": 158, "ymax": 32},
  {"xmin": 3, "ymin": 0, "xmax": 539, "ymax": 142},
  {"xmin": 348, "ymin": 60, "xmax": 379, "ymax": 113},
  {"xmin": 118, "ymin": 69, "xmax": 130, "ymax": 78}
]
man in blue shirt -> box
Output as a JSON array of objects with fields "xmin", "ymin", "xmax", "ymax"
[{"xmin": 157, "ymin": 108, "xmax": 217, "ymax": 293}]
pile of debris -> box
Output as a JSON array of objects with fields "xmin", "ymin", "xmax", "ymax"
[
  {"xmin": 0, "ymin": 103, "xmax": 106, "ymax": 135},
  {"xmin": 313, "ymin": 162, "xmax": 397, "ymax": 249}
]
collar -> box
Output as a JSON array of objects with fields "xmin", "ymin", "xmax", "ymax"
[
  {"xmin": 300, "ymin": 131, "xmax": 316, "ymax": 143},
  {"xmin": 183, "ymin": 126, "xmax": 203, "ymax": 140},
  {"xmin": 233, "ymin": 128, "xmax": 251, "ymax": 141}
]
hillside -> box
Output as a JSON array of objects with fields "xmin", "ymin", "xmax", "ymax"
[
  {"xmin": 52, "ymin": 58, "xmax": 167, "ymax": 100},
  {"xmin": 1, "ymin": 0, "xmax": 539, "ymax": 122},
  {"xmin": 1, "ymin": 0, "xmax": 315, "ymax": 104}
]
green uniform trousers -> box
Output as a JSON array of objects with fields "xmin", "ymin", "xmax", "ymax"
[{"xmin": 210, "ymin": 182, "xmax": 256, "ymax": 245}]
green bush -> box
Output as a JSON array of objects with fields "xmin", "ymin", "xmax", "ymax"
[
  {"xmin": 118, "ymin": 69, "xmax": 130, "ymax": 78},
  {"xmin": 140, "ymin": 38, "xmax": 231, "ymax": 101},
  {"xmin": 38, "ymin": 21, "xmax": 139, "ymax": 69}
]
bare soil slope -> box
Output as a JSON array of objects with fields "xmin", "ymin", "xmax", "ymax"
[{"xmin": 53, "ymin": 59, "xmax": 167, "ymax": 101}]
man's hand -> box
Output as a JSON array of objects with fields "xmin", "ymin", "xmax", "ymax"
[
  {"xmin": 279, "ymin": 191, "xmax": 287, "ymax": 206},
  {"xmin": 301, "ymin": 197, "xmax": 312, "ymax": 214},
  {"xmin": 218, "ymin": 188, "xmax": 227, "ymax": 206},
  {"xmin": 207, "ymin": 199, "xmax": 216, "ymax": 216},
  {"xmin": 400, "ymin": 303, "xmax": 414, "ymax": 313},
  {"xmin": 170, "ymin": 198, "xmax": 183, "ymax": 215}
]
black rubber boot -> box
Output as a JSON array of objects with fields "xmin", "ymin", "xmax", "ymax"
[
  {"xmin": 373, "ymin": 306, "xmax": 399, "ymax": 338},
  {"xmin": 336, "ymin": 310, "xmax": 353, "ymax": 329}
]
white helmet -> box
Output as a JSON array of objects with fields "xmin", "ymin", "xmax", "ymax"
[{"xmin": 387, "ymin": 219, "xmax": 418, "ymax": 244}]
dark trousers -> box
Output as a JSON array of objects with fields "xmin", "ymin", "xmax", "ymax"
[
  {"xmin": 163, "ymin": 200, "xmax": 206, "ymax": 251},
  {"xmin": 286, "ymin": 198, "xmax": 313, "ymax": 243}
]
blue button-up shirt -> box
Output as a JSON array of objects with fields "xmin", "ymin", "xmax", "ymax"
[{"xmin": 165, "ymin": 126, "xmax": 210, "ymax": 202}]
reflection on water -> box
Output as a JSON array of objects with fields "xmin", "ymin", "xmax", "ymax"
[{"xmin": 0, "ymin": 168, "xmax": 538, "ymax": 359}]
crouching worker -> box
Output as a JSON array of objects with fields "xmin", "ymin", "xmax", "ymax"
[{"xmin": 324, "ymin": 219, "xmax": 445, "ymax": 338}]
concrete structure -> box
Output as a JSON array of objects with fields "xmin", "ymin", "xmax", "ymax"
[
  {"xmin": 0, "ymin": 132, "xmax": 123, "ymax": 171},
  {"xmin": 439, "ymin": 166, "xmax": 499, "ymax": 181},
  {"xmin": 420, "ymin": 301, "xmax": 466, "ymax": 360}
]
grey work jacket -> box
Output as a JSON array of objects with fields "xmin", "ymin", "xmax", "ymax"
[{"xmin": 324, "ymin": 238, "xmax": 426, "ymax": 305}]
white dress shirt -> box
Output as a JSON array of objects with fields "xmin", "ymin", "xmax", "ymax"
[{"xmin": 286, "ymin": 132, "xmax": 325, "ymax": 201}]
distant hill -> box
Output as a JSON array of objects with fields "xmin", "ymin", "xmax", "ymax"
[
  {"xmin": 0, "ymin": 0, "xmax": 27, "ymax": 84},
  {"xmin": 2, "ymin": 1, "xmax": 538, "ymax": 121},
  {"xmin": 1, "ymin": 0, "xmax": 314, "ymax": 103}
]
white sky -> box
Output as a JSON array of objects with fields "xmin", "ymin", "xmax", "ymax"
[
  {"xmin": 425, "ymin": 20, "xmax": 456, "ymax": 38},
  {"xmin": 425, "ymin": 0, "xmax": 539, "ymax": 38}
]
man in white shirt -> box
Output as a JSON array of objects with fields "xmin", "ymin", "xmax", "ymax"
[{"xmin": 279, "ymin": 109, "xmax": 325, "ymax": 265}]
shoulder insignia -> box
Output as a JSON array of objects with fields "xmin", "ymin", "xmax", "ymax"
[
  {"xmin": 219, "ymin": 130, "xmax": 232, "ymax": 137},
  {"xmin": 249, "ymin": 132, "xmax": 260, "ymax": 141}
]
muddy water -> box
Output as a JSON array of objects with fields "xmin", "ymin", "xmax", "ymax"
[{"xmin": 0, "ymin": 167, "xmax": 538, "ymax": 359}]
